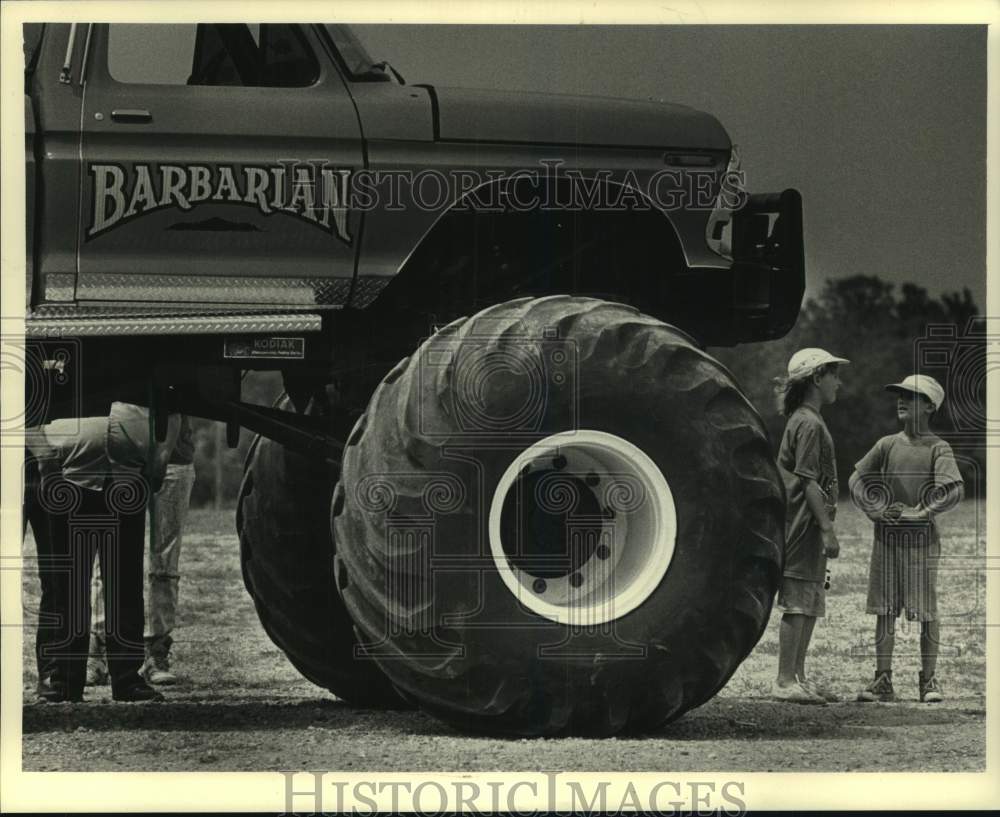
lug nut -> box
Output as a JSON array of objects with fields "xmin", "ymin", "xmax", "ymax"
[
  {"xmin": 532, "ymin": 578, "xmax": 547, "ymax": 594},
  {"xmin": 569, "ymin": 573, "xmax": 584, "ymax": 588},
  {"xmin": 596, "ymin": 544, "xmax": 611, "ymax": 560}
]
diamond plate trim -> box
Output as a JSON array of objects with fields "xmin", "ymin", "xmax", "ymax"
[
  {"xmin": 77, "ymin": 273, "xmax": 353, "ymax": 306},
  {"xmin": 350, "ymin": 276, "xmax": 392, "ymax": 308},
  {"xmin": 30, "ymin": 304, "xmax": 323, "ymax": 319},
  {"xmin": 25, "ymin": 311, "xmax": 323, "ymax": 338},
  {"xmin": 42, "ymin": 274, "xmax": 75, "ymax": 302}
]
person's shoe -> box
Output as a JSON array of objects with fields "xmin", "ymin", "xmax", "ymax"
[
  {"xmin": 113, "ymin": 677, "xmax": 165, "ymax": 703},
  {"xmin": 857, "ymin": 670, "xmax": 895, "ymax": 702},
  {"xmin": 919, "ymin": 671, "xmax": 943, "ymax": 703},
  {"xmin": 798, "ymin": 675, "xmax": 840, "ymax": 702},
  {"xmin": 141, "ymin": 654, "xmax": 178, "ymax": 686},
  {"xmin": 35, "ymin": 677, "xmax": 83, "ymax": 704},
  {"xmin": 35, "ymin": 676, "xmax": 73, "ymax": 703},
  {"xmin": 771, "ymin": 679, "xmax": 826, "ymax": 704},
  {"xmin": 85, "ymin": 657, "xmax": 109, "ymax": 687}
]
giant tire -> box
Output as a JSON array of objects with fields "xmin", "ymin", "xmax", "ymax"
[
  {"xmin": 332, "ymin": 296, "xmax": 785, "ymax": 735},
  {"xmin": 237, "ymin": 394, "xmax": 406, "ymax": 707}
]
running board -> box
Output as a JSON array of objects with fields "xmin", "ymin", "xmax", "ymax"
[{"xmin": 25, "ymin": 306, "xmax": 323, "ymax": 337}]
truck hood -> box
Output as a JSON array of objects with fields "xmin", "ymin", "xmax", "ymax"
[{"xmin": 431, "ymin": 86, "xmax": 731, "ymax": 150}]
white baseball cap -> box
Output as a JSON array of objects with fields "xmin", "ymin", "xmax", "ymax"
[
  {"xmin": 786, "ymin": 347, "xmax": 850, "ymax": 381},
  {"xmin": 885, "ymin": 374, "xmax": 945, "ymax": 409}
]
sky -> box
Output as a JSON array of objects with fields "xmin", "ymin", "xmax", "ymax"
[{"xmin": 351, "ymin": 25, "xmax": 987, "ymax": 308}]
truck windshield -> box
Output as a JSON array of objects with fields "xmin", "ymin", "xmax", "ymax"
[{"xmin": 324, "ymin": 24, "xmax": 383, "ymax": 79}]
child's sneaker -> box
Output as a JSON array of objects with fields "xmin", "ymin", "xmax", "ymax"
[
  {"xmin": 857, "ymin": 670, "xmax": 895, "ymax": 702},
  {"xmin": 771, "ymin": 679, "xmax": 826, "ymax": 705},
  {"xmin": 919, "ymin": 672, "xmax": 943, "ymax": 703}
]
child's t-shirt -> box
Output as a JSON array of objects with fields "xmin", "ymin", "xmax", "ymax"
[
  {"xmin": 853, "ymin": 432, "xmax": 963, "ymax": 546},
  {"xmin": 777, "ymin": 404, "xmax": 838, "ymax": 581}
]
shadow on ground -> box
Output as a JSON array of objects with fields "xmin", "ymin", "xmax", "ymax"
[{"xmin": 23, "ymin": 695, "xmax": 984, "ymax": 741}]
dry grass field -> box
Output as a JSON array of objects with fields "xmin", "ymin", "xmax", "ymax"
[{"xmin": 20, "ymin": 498, "xmax": 985, "ymax": 772}]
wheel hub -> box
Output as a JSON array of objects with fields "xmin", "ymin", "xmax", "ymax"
[{"xmin": 488, "ymin": 430, "xmax": 677, "ymax": 625}]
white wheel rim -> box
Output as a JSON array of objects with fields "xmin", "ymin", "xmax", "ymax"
[{"xmin": 487, "ymin": 429, "xmax": 676, "ymax": 626}]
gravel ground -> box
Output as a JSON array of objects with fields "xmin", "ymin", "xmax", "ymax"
[
  {"xmin": 20, "ymin": 502, "xmax": 986, "ymax": 772},
  {"xmin": 22, "ymin": 695, "xmax": 985, "ymax": 772}
]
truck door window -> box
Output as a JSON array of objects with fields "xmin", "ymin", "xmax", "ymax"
[{"xmin": 107, "ymin": 24, "xmax": 319, "ymax": 87}]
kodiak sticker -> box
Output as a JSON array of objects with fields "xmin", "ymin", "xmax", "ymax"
[
  {"xmin": 224, "ymin": 336, "xmax": 306, "ymax": 360},
  {"xmin": 87, "ymin": 162, "xmax": 352, "ymax": 243}
]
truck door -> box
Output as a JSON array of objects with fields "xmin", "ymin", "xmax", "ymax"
[{"xmin": 79, "ymin": 24, "xmax": 362, "ymax": 308}]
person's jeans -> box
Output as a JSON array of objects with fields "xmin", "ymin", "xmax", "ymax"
[
  {"xmin": 46, "ymin": 474, "xmax": 148, "ymax": 699},
  {"xmin": 146, "ymin": 462, "xmax": 196, "ymax": 653},
  {"xmin": 23, "ymin": 452, "xmax": 60, "ymax": 686},
  {"xmin": 92, "ymin": 462, "xmax": 195, "ymax": 659}
]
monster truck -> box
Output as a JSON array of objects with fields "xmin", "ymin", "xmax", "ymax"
[{"xmin": 23, "ymin": 22, "xmax": 803, "ymax": 735}]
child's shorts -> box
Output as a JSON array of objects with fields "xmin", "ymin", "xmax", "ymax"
[
  {"xmin": 865, "ymin": 532, "xmax": 939, "ymax": 622},
  {"xmin": 778, "ymin": 576, "xmax": 826, "ymax": 617}
]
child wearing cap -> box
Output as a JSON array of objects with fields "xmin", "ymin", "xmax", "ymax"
[
  {"xmin": 771, "ymin": 348, "xmax": 849, "ymax": 704},
  {"xmin": 849, "ymin": 375, "xmax": 964, "ymax": 703}
]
